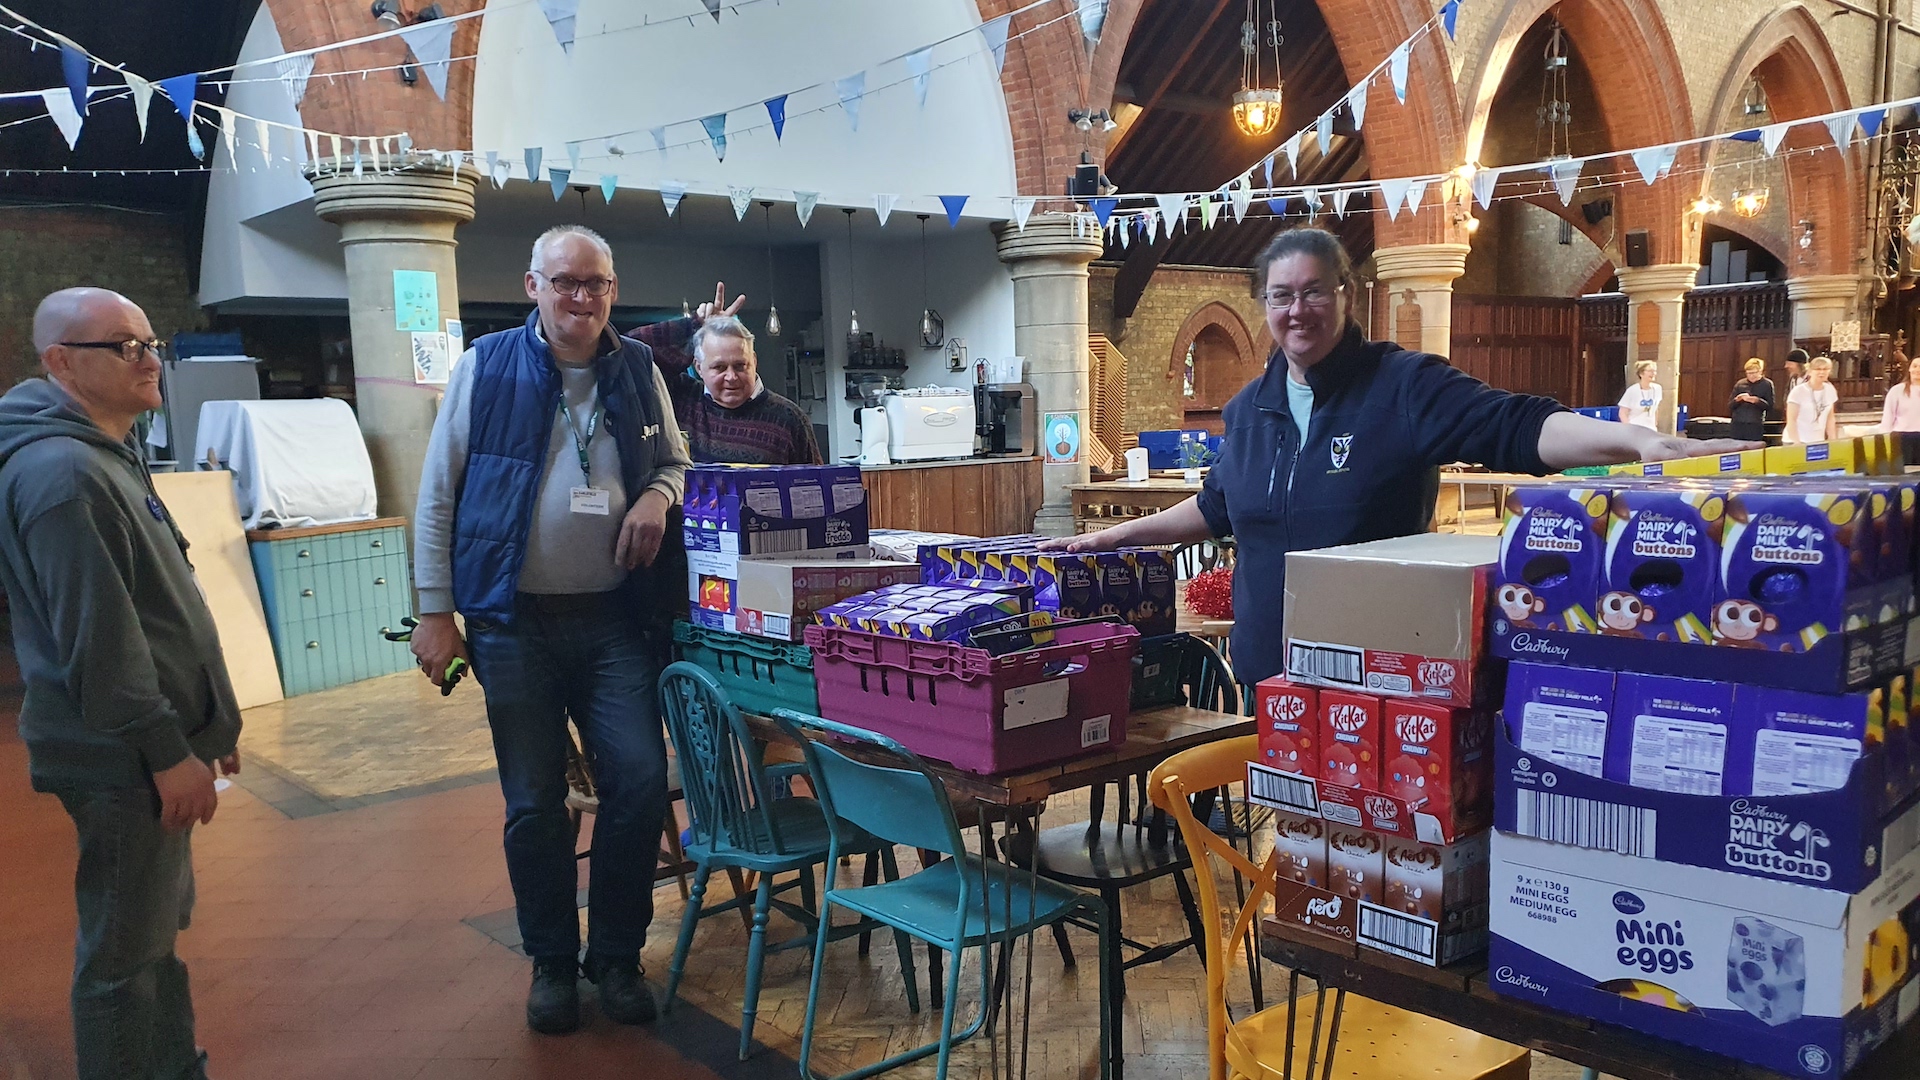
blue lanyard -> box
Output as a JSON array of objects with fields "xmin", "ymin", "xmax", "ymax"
[{"xmin": 560, "ymin": 399, "xmax": 602, "ymax": 483}]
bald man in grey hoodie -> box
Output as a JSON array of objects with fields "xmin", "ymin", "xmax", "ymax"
[{"xmin": 0, "ymin": 288, "xmax": 241, "ymax": 1080}]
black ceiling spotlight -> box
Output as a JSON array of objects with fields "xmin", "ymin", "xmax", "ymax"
[
  {"xmin": 1581, "ymin": 198, "xmax": 1613, "ymax": 225},
  {"xmin": 1066, "ymin": 150, "xmax": 1114, "ymax": 201}
]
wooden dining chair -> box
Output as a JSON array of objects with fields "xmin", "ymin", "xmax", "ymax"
[{"xmin": 564, "ymin": 729, "xmax": 696, "ymax": 898}]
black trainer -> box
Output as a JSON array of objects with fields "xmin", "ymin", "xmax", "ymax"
[
  {"xmin": 526, "ymin": 956, "xmax": 581, "ymax": 1035},
  {"xmin": 584, "ymin": 954, "xmax": 658, "ymax": 1025}
]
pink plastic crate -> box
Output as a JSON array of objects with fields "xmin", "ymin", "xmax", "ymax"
[{"xmin": 803, "ymin": 621, "xmax": 1139, "ymax": 775}]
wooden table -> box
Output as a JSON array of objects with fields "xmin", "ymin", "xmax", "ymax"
[
  {"xmin": 1259, "ymin": 919, "xmax": 1916, "ymax": 1080},
  {"xmin": 1434, "ymin": 469, "xmax": 1550, "ymax": 527},
  {"xmin": 1071, "ymin": 477, "xmax": 1204, "ymax": 534}
]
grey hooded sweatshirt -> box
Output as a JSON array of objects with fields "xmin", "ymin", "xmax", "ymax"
[{"xmin": 0, "ymin": 378, "xmax": 241, "ymax": 792}]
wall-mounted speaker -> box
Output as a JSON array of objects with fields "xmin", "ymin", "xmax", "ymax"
[
  {"xmin": 1625, "ymin": 230, "xmax": 1651, "ymax": 268},
  {"xmin": 1581, "ymin": 198, "xmax": 1613, "ymax": 225}
]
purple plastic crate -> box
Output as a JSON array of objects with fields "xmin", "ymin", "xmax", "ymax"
[{"xmin": 803, "ymin": 621, "xmax": 1139, "ymax": 775}]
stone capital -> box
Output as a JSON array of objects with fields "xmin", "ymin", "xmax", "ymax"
[
  {"xmin": 1615, "ymin": 263, "xmax": 1699, "ymax": 300},
  {"xmin": 1371, "ymin": 243, "xmax": 1471, "ymax": 286},
  {"xmin": 994, "ymin": 213, "xmax": 1105, "ymax": 268},
  {"xmin": 1785, "ymin": 274, "xmax": 1864, "ymax": 305},
  {"xmin": 310, "ymin": 163, "xmax": 477, "ymax": 236}
]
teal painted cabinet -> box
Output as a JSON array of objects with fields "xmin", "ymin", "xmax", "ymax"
[{"xmin": 248, "ymin": 518, "xmax": 416, "ymax": 696}]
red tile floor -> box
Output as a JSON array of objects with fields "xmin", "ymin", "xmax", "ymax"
[{"xmin": 0, "ymin": 669, "xmax": 757, "ymax": 1080}]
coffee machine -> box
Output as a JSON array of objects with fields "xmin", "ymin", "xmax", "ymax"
[{"xmin": 974, "ymin": 382, "xmax": 1038, "ymax": 456}]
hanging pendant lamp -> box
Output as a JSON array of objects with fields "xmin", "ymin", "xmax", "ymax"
[
  {"xmin": 844, "ymin": 208, "xmax": 860, "ymax": 336},
  {"xmin": 1232, "ymin": 0, "xmax": 1283, "ymax": 137},
  {"xmin": 761, "ymin": 201, "xmax": 782, "ymax": 337}
]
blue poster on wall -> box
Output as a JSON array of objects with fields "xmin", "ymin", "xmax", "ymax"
[
  {"xmin": 1043, "ymin": 411, "xmax": 1081, "ymax": 465},
  {"xmin": 393, "ymin": 270, "xmax": 439, "ymax": 332}
]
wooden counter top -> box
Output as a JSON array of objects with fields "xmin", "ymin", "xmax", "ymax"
[
  {"xmin": 245, "ymin": 516, "xmax": 405, "ymax": 542},
  {"xmin": 861, "ymin": 455, "xmax": 1042, "ymax": 536},
  {"xmin": 856, "ymin": 455, "xmax": 1038, "ymax": 472}
]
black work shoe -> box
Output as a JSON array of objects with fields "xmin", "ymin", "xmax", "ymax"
[
  {"xmin": 527, "ymin": 957, "xmax": 581, "ymax": 1035},
  {"xmin": 584, "ymin": 954, "xmax": 658, "ymax": 1025}
]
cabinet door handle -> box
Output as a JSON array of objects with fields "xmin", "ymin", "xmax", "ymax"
[
  {"xmin": 306, "ymin": 641, "xmax": 319, "ymax": 649},
  {"xmin": 297, "ymin": 549, "xmax": 311, "ymax": 559},
  {"xmin": 371, "ymin": 540, "xmax": 383, "ymax": 549},
  {"xmin": 302, "ymin": 589, "xmax": 314, "ymax": 598},
  {"xmin": 374, "ymin": 577, "xmax": 387, "ymax": 586}
]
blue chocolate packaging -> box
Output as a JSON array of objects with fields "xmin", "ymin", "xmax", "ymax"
[
  {"xmin": 1601, "ymin": 487, "xmax": 1726, "ymax": 643},
  {"xmin": 1605, "ymin": 672, "xmax": 1736, "ymax": 795},
  {"xmin": 1716, "ymin": 488, "xmax": 1869, "ymax": 652},
  {"xmin": 1497, "ymin": 486, "xmax": 1611, "ymax": 632},
  {"xmin": 1502, "ymin": 662, "xmax": 1613, "ymax": 778},
  {"xmin": 1725, "ymin": 684, "xmax": 1874, "ymax": 798}
]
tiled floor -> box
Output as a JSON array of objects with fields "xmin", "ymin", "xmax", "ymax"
[{"xmin": 1, "ymin": 657, "xmax": 1602, "ymax": 1079}]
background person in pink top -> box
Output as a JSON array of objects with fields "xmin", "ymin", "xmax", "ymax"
[{"xmin": 1881, "ymin": 355, "xmax": 1920, "ymax": 433}]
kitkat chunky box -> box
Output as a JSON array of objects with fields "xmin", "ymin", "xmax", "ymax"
[
  {"xmin": 1285, "ymin": 534, "xmax": 1497, "ymax": 709},
  {"xmin": 1601, "ymin": 486, "xmax": 1728, "ymax": 644},
  {"xmin": 1255, "ymin": 678, "xmax": 1319, "ymax": 777},
  {"xmin": 1319, "ymin": 690, "xmax": 1382, "ymax": 790},
  {"xmin": 1489, "ymin": 829, "xmax": 1920, "ymax": 1079},
  {"xmin": 1381, "ymin": 698, "xmax": 1493, "ymax": 832},
  {"xmin": 1497, "ymin": 485, "xmax": 1611, "ymax": 633}
]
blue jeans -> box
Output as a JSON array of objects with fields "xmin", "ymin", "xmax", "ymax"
[
  {"xmin": 468, "ymin": 592, "xmax": 668, "ymax": 965},
  {"xmin": 58, "ymin": 786, "xmax": 208, "ymax": 1080}
]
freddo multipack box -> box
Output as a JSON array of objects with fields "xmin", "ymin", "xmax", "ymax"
[{"xmin": 918, "ymin": 539, "xmax": 1176, "ymax": 636}]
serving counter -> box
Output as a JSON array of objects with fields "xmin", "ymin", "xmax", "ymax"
[{"xmin": 858, "ymin": 455, "xmax": 1042, "ymax": 536}]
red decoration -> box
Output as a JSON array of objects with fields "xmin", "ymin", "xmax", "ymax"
[{"xmin": 1184, "ymin": 566, "xmax": 1234, "ymax": 620}]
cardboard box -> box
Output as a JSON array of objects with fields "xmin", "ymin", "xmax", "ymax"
[
  {"xmin": 1489, "ymin": 829, "xmax": 1920, "ymax": 1079},
  {"xmin": 1602, "ymin": 487, "xmax": 1728, "ymax": 644},
  {"xmin": 1271, "ymin": 810, "xmax": 1329, "ymax": 890},
  {"xmin": 1765, "ymin": 438, "xmax": 1868, "ymax": 477},
  {"xmin": 1263, "ymin": 825, "xmax": 1491, "ymax": 967},
  {"xmin": 1382, "ymin": 698, "xmax": 1493, "ymax": 829},
  {"xmin": 1610, "ymin": 449, "xmax": 1766, "ymax": 478},
  {"xmin": 687, "ymin": 545, "xmax": 873, "ymax": 634},
  {"xmin": 1255, "ymin": 678, "xmax": 1319, "ymax": 777},
  {"xmin": 682, "ymin": 464, "xmax": 869, "ymax": 558},
  {"xmin": 1729, "ymin": 684, "xmax": 1876, "ymax": 799},
  {"xmin": 1497, "ymin": 485, "xmax": 1611, "ymax": 633},
  {"xmin": 1720, "ymin": 486, "xmax": 1875, "ymax": 649},
  {"xmin": 1504, "ymin": 662, "xmax": 1613, "ymax": 778},
  {"xmin": 1605, "ymin": 673, "xmax": 1737, "ymax": 796},
  {"xmin": 1327, "ymin": 824, "xmax": 1385, "ymax": 904},
  {"xmin": 1285, "ymin": 534, "xmax": 1495, "ymax": 708},
  {"xmin": 729, "ymin": 558, "xmax": 909, "ymax": 641},
  {"xmin": 1319, "ymin": 689, "xmax": 1381, "ymax": 790}
]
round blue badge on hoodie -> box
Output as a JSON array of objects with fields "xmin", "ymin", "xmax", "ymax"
[{"xmin": 147, "ymin": 495, "xmax": 165, "ymax": 522}]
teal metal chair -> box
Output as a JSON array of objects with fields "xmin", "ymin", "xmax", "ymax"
[
  {"xmin": 658, "ymin": 663, "xmax": 915, "ymax": 1060},
  {"xmin": 772, "ymin": 709, "xmax": 1116, "ymax": 1080}
]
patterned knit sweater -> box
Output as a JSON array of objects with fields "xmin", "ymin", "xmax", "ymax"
[{"xmin": 630, "ymin": 317, "xmax": 824, "ymax": 465}]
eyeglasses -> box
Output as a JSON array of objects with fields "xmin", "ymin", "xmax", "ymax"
[
  {"xmin": 1263, "ymin": 285, "xmax": 1343, "ymax": 311},
  {"xmin": 532, "ymin": 271, "xmax": 615, "ymax": 298},
  {"xmin": 60, "ymin": 339, "xmax": 163, "ymax": 363}
]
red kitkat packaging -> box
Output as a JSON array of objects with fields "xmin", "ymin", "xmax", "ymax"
[
  {"xmin": 1380, "ymin": 699, "xmax": 1495, "ymax": 831},
  {"xmin": 1319, "ymin": 690, "xmax": 1381, "ymax": 790},
  {"xmin": 1255, "ymin": 678, "xmax": 1318, "ymax": 777}
]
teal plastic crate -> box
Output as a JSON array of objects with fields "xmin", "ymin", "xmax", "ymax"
[
  {"xmin": 673, "ymin": 620, "xmax": 819, "ymax": 717},
  {"xmin": 1131, "ymin": 633, "xmax": 1189, "ymax": 710}
]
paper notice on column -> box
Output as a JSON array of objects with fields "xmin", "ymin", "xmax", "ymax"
[
  {"xmin": 393, "ymin": 269, "xmax": 439, "ymax": 332},
  {"xmin": 1830, "ymin": 320, "xmax": 1861, "ymax": 353},
  {"xmin": 412, "ymin": 332, "xmax": 451, "ymax": 385}
]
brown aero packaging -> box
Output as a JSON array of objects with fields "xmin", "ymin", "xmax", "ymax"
[
  {"xmin": 1270, "ymin": 811, "xmax": 1329, "ymax": 890},
  {"xmin": 1284, "ymin": 534, "xmax": 1497, "ymax": 710}
]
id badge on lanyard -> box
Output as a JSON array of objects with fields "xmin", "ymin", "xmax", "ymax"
[{"xmin": 563, "ymin": 400, "xmax": 611, "ymax": 515}]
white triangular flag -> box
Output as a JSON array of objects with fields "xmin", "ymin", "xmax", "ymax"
[
  {"xmin": 277, "ymin": 54, "xmax": 314, "ymax": 109},
  {"xmin": 836, "ymin": 72, "xmax": 866, "ymax": 132},
  {"xmin": 536, "ymin": 0, "xmax": 580, "ymax": 55},
  {"xmin": 353, "ymin": 138, "xmax": 365, "ymax": 178},
  {"xmin": 981, "ymin": 14, "xmax": 1012, "ymax": 73},
  {"xmin": 1551, "ymin": 159, "xmax": 1582, "ymax": 205},
  {"xmin": 1630, "ymin": 145, "xmax": 1675, "ymax": 185},
  {"xmin": 254, "ymin": 117, "xmax": 272, "ymax": 165},
  {"xmin": 1333, "ymin": 188, "xmax": 1353, "ymax": 218},
  {"xmin": 397, "ymin": 18, "xmax": 454, "ymax": 100},
  {"xmin": 906, "ymin": 47, "xmax": 933, "ymax": 108},
  {"xmin": 218, "ymin": 106, "xmax": 239, "ymax": 168},
  {"xmin": 1471, "ymin": 167, "xmax": 1498, "ymax": 208},
  {"xmin": 1346, "ymin": 81, "xmax": 1368, "ymax": 132},
  {"xmin": 41, "ymin": 90, "xmax": 82, "ymax": 150},
  {"xmin": 795, "ymin": 191, "xmax": 819, "ymax": 227},
  {"xmin": 729, "ymin": 186, "xmax": 753, "ymax": 220},
  {"xmin": 1282, "ymin": 133, "xmax": 1301, "ymax": 176},
  {"xmin": 1199, "ymin": 193, "xmax": 1219, "ymax": 229},
  {"xmin": 650, "ymin": 127, "xmax": 667, "ymax": 154},
  {"xmin": 1761, "ymin": 123, "xmax": 1788, "ymax": 157},
  {"xmin": 874, "ymin": 193, "xmax": 896, "ymax": 226},
  {"xmin": 1118, "ymin": 218, "xmax": 1131, "ymax": 248},
  {"xmin": 1156, "ymin": 194, "xmax": 1186, "ymax": 236},
  {"xmin": 124, "ymin": 73, "xmax": 153, "ymax": 142},
  {"xmin": 1230, "ymin": 178, "xmax": 1252, "ymax": 222},
  {"xmin": 1316, "ymin": 112, "xmax": 1333, "ymax": 156},
  {"xmin": 1404, "ymin": 178, "xmax": 1428, "ymax": 214},
  {"xmin": 605, "ymin": 138, "xmax": 624, "ymax": 157},
  {"xmin": 330, "ymin": 133, "xmax": 343, "ymax": 173},
  {"xmin": 1379, "ymin": 177, "xmax": 1410, "ymax": 220},
  {"xmin": 659, "ymin": 182, "xmax": 686, "ymax": 216},
  {"xmin": 1826, "ymin": 113, "xmax": 1855, "ymax": 152},
  {"xmin": 1079, "ymin": 0, "xmax": 1108, "ymax": 45},
  {"xmin": 566, "ymin": 140, "xmax": 582, "ymax": 172},
  {"xmin": 1389, "ymin": 43, "xmax": 1411, "ymax": 103},
  {"xmin": 448, "ymin": 149, "xmax": 461, "ymax": 183},
  {"xmin": 1302, "ymin": 187, "xmax": 1321, "ymax": 214},
  {"xmin": 1010, "ymin": 196, "xmax": 1036, "ymax": 231},
  {"xmin": 304, "ymin": 129, "xmax": 319, "ymax": 169}
]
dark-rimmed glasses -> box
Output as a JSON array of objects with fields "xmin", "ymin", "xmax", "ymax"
[
  {"xmin": 531, "ymin": 271, "xmax": 615, "ymax": 298},
  {"xmin": 1263, "ymin": 285, "xmax": 1344, "ymax": 311},
  {"xmin": 60, "ymin": 339, "xmax": 163, "ymax": 363}
]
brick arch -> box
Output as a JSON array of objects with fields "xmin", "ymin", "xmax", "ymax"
[
  {"xmin": 1168, "ymin": 300, "xmax": 1260, "ymax": 384},
  {"xmin": 981, "ymin": 0, "xmax": 1147, "ymax": 202},
  {"xmin": 263, "ymin": 0, "xmax": 479, "ymax": 148},
  {"xmin": 1460, "ymin": 0, "xmax": 1696, "ymax": 265},
  {"xmin": 1700, "ymin": 4, "xmax": 1857, "ymax": 277}
]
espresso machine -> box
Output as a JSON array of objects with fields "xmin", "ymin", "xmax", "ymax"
[{"xmin": 973, "ymin": 382, "xmax": 1038, "ymax": 456}]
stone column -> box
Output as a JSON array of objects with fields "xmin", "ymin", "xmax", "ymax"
[
  {"xmin": 311, "ymin": 164, "xmax": 476, "ymax": 523},
  {"xmin": 1370, "ymin": 243, "xmax": 1470, "ymax": 356},
  {"xmin": 1616, "ymin": 264, "xmax": 1699, "ymax": 435},
  {"xmin": 995, "ymin": 215, "xmax": 1105, "ymax": 536},
  {"xmin": 1786, "ymin": 274, "xmax": 1863, "ymax": 342}
]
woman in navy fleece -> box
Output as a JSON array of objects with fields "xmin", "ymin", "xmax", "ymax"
[{"xmin": 1048, "ymin": 228, "xmax": 1757, "ymax": 685}]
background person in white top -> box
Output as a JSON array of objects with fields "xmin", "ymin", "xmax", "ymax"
[
  {"xmin": 1785, "ymin": 354, "xmax": 1840, "ymax": 444},
  {"xmin": 1616, "ymin": 361, "xmax": 1662, "ymax": 429}
]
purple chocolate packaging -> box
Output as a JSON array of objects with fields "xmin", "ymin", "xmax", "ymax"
[
  {"xmin": 1094, "ymin": 553, "xmax": 1136, "ymax": 622},
  {"xmin": 1604, "ymin": 672, "xmax": 1736, "ymax": 795},
  {"xmin": 1726, "ymin": 684, "xmax": 1873, "ymax": 798},
  {"xmin": 1126, "ymin": 549, "xmax": 1178, "ymax": 636},
  {"xmin": 1501, "ymin": 661, "xmax": 1613, "ymax": 778},
  {"xmin": 1497, "ymin": 485, "xmax": 1611, "ymax": 633},
  {"xmin": 1601, "ymin": 487, "xmax": 1727, "ymax": 643},
  {"xmin": 1717, "ymin": 487, "xmax": 1870, "ymax": 652}
]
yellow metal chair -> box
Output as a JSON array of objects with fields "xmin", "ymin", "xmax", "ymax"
[{"xmin": 1147, "ymin": 735, "xmax": 1530, "ymax": 1080}]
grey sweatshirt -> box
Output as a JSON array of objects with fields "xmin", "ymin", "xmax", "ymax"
[
  {"xmin": 413, "ymin": 327, "xmax": 690, "ymax": 614},
  {"xmin": 0, "ymin": 379, "xmax": 242, "ymax": 792}
]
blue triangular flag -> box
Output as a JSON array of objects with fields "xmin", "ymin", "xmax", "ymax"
[
  {"xmin": 60, "ymin": 44, "xmax": 89, "ymax": 118},
  {"xmin": 836, "ymin": 73, "xmax": 866, "ymax": 132},
  {"xmin": 549, "ymin": 168, "xmax": 570, "ymax": 200},
  {"xmin": 1263, "ymin": 154, "xmax": 1274, "ymax": 191},
  {"xmin": 981, "ymin": 15, "xmax": 1012, "ymax": 72},
  {"xmin": 1727, "ymin": 129, "xmax": 1761, "ymax": 142},
  {"xmin": 702, "ymin": 113, "xmax": 728, "ymax": 160},
  {"xmin": 765, "ymin": 95, "xmax": 788, "ymax": 142},
  {"xmin": 524, "ymin": 146, "xmax": 543, "ymax": 181},
  {"xmin": 940, "ymin": 195, "xmax": 969, "ymax": 227},
  {"xmin": 1441, "ymin": 0, "xmax": 1459, "ymax": 39},
  {"xmin": 398, "ymin": 18, "xmax": 456, "ymax": 100},
  {"xmin": 536, "ymin": 0, "xmax": 580, "ymax": 55},
  {"xmin": 1089, "ymin": 197, "xmax": 1117, "ymax": 228},
  {"xmin": 650, "ymin": 126, "xmax": 668, "ymax": 154},
  {"xmin": 157, "ymin": 74, "xmax": 202, "ymax": 158},
  {"xmin": 906, "ymin": 48, "xmax": 933, "ymax": 108},
  {"xmin": 1861, "ymin": 108, "xmax": 1887, "ymax": 138},
  {"xmin": 600, "ymin": 174, "xmax": 617, "ymax": 203},
  {"xmin": 1267, "ymin": 198, "xmax": 1287, "ymax": 216}
]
